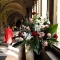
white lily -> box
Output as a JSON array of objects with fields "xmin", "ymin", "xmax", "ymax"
[
  {"xmin": 26, "ymin": 33, "xmax": 33, "ymax": 40},
  {"xmin": 22, "ymin": 32, "xmax": 28, "ymax": 38}
]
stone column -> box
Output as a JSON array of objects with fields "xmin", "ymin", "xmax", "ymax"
[
  {"xmin": 38, "ymin": 0, "xmax": 42, "ymax": 17},
  {"xmin": 0, "ymin": 3, "xmax": 2, "ymax": 33},
  {"xmin": 0, "ymin": 12, "xmax": 4, "ymax": 33},
  {"xmin": 49, "ymin": 0, "xmax": 54, "ymax": 24},
  {"xmin": 53, "ymin": 0, "xmax": 57, "ymax": 24},
  {"xmin": 47, "ymin": 0, "xmax": 49, "ymax": 19}
]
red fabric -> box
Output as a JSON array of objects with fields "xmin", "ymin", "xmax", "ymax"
[{"xmin": 4, "ymin": 27, "xmax": 13, "ymax": 43}]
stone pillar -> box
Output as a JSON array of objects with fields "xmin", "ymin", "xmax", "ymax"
[
  {"xmin": 0, "ymin": 3, "xmax": 2, "ymax": 33},
  {"xmin": 26, "ymin": 7, "xmax": 32, "ymax": 18},
  {"xmin": 53, "ymin": 0, "xmax": 57, "ymax": 24},
  {"xmin": 38, "ymin": 0, "xmax": 42, "ymax": 17},
  {"xmin": 29, "ymin": 7, "xmax": 32, "ymax": 18},
  {"xmin": 0, "ymin": 12, "xmax": 4, "ymax": 33},
  {"xmin": 49, "ymin": 0, "xmax": 54, "ymax": 24},
  {"xmin": 47, "ymin": 0, "xmax": 49, "ymax": 19}
]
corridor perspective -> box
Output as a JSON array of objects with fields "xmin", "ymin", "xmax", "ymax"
[{"xmin": 0, "ymin": 0, "xmax": 60, "ymax": 60}]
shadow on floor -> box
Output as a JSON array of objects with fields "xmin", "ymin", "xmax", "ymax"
[{"xmin": 0, "ymin": 56, "xmax": 6, "ymax": 60}]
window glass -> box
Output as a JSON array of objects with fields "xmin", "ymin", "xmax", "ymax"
[
  {"xmin": 57, "ymin": 0, "xmax": 60, "ymax": 46},
  {"xmin": 42, "ymin": 0, "xmax": 47, "ymax": 18}
]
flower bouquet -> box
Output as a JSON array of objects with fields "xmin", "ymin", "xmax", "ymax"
[{"xmin": 13, "ymin": 12, "xmax": 58, "ymax": 55}]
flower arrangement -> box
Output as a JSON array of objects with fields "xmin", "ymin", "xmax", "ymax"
[{"xmin": 13, "ymin": 12, "xmax": 58, "ymax": 55}]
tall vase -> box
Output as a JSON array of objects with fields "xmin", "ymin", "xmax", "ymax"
[
  {"xmin": 22, "ymin": 46, "xmax": 26, "ymax": 60},
  {"xmin": 33, "ymin": 46, "xmax": 45, "ymax": 60},
  {"xmin": 33, "ymin": 50, "xmax": 43, "ymax": 60},
  {"xmin": 25, "ymin": 45, "xmax": 34, "ymax": 60}
]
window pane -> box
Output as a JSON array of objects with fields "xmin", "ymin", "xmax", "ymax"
[
  {"xmin": 57, "ymin": 0, "xmax": 60, "ymax": 45},
  {"xmin": 42, "ymin": 0, "xmax": 47, "ymax": 18}
]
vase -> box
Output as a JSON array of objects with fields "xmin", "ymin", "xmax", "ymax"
[
  {"xmin": 25, "ymin": 45, "xmax": 34, "ymax": 60},
  {"xmin": 33, "ymin": 50, "xmax": 43, "ymax": 60},
  {"xmin": 21, "ymin": 46, "xmax": 26, "ymax": 60}
]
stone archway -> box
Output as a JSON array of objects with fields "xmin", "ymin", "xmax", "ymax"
[
  {"xmin": 1, "ymin": 2, "xmax": 26, "ymax": 31},
  {"xmin": 1, "ymin": 2, "xmax": 26, "ymax": 17},
  {"xmin": 7, "ymin": 12, "xmax": 24, "ymax": 27}
]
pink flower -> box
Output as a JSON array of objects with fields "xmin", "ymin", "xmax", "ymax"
[
  {"xmin": 47, "ymin": 33, "xmax": 51, "ymax": 37},
  {"xmin": 22, "ymin": 25, "xmax": 26, "ymax": 29},
  {"xmin": 26, "ymin": 26, "xmax": 30, "ymax": 30},
  {"xmin": 39, "ymin": 32, "xmax": 45, "ymax": 37},
  {"xmin": 20, "ymin": 37, "xmax": 23, "ymax": 41},
  {"xmin": 29, "ymin": 18, "xmax": 33, "ymax": 23},
  {"xmin": 45, "ymin": 25, "xmax": 49, "ymax": 28},
  {"xmin": 44, "ymin": 41, "xmax": 48, "ymax": 46}
]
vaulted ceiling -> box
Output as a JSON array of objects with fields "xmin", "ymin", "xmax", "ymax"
[
  {"xmin": 0, "ymin": 0, "xmax": 37, "ymax": 26},
  {"xmin": 0, "ymin": 0, "xmax": 37, "ymax": 16}
]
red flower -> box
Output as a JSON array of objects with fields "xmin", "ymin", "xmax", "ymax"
[
  {"xmin": 53, "ymin": 33, "xmax": 58, "ymax": 39},
  {"xmin": 32, "ymin": 31, "xmax": 39, "ymax": 37},
  {"xmin": 50, "ymin": 24, "xmax": 52, "ymax": 26},
  {"xmin": 32, "ymin": 12, "xmax": 36, "ymax": 15},
  {"xmin": 18, "ymin": 32, "xmax": 22, "ymax": 36},
  {"xmin": 32, "ymin": 31, "xmax": 40, "ymax": 40}
]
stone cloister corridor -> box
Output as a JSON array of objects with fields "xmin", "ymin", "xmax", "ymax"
[{"xmin": 0, "ymin": 0, "xmax": 60, "ymax": 60}]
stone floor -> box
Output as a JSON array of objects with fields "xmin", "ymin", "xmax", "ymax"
[
  {"xmin": 0, "ymin": 46, "xmax": 7, "ymax": 60},
  {"xmin": 0, "ymin": 31, "xmax": 34, "ymax": 60},
  {"xmin": 0, "ymin": 31, "xmax": 18, "ymax": 60},
  {"xmin": 0, "ymin": 31, "xmax": 20, "ymax": 60},
  {"xmin": 0, "ymin": 32, "xmax": 7, "ymax": 60}
]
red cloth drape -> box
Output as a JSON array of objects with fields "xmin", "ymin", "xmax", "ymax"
[{"xmin": 4, "ymin": 27, "xmax": 13, "ymax": 44}]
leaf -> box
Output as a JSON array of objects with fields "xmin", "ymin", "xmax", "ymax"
[
  {"xmin": 24, "ymin": 18, "xmax": 30, "ymax": 26},
  {"xmin": 32, "ymin": 14, "xmax": 38, "ymax": 20},
  {"xmin": 34, "ymin": 48, "xmax": 39, "ymax": 55},
  {"xmin": 47, "ymin": 38, "xmax": 58, "ymax": 42},
  {"xmin": 46, "ymin": 24, "xmax": 58, "ymax": 34},
  {"xmin": 30, "ymin": 37, "xmax": 38, "ymax": 47},
  {"xmin": 13, "ymin": 41, "xmax": 23, "ymax": 47},
  {"xmin": 29, "ymin": 37, "xmax": 40, "ymax": 54},
  {"xmin": 13, "ymin": 40, "xmax": 29, "ymax": 47},
  {"xmin": 50, "ymin": 39, "xmax": 58, "ymax": 42},
  {"xmin": 47, "ymin": 38, "xmax": 58, "ymax": 48},
  {"xmin": 48, "ymin": 40, "xmax": 53, "ymax": 47}
]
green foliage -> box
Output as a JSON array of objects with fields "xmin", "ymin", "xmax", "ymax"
[
  {"xmin": 24, "ymin": 18, "xmax": 30, "ymax": 26},
  {"xmin": 29, "ymin": 37, "xmax": 40, "ymax": 54},
  {"xmin": 13, "ymin": 41, "xmax": 23, "ymax": 47},
  {"xmin": 46, "ymin": 24, "xmax": 58, "ymax": 34},
  {"xmin": 32, "ymin": 14, "xmax": 38, "ymax": 20},
  {"xmin": 13, "ymin": 13, "xmax": 58, "ymax": 55}
]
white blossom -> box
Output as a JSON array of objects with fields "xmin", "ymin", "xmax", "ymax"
[
  {"xmin": 26, "ymin": 33, "xmax": 33, "ymax": 40},
  {"xmin": 47, "ymin": 19, "xmax": 50, "ymax": 24},
  {"xmin": 34, "ymin": 19, "xmax": 44, "ymax": 31},
  {"xmin": 22, "ymin": 32, "xmax": 28, "ymax": 38}
]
